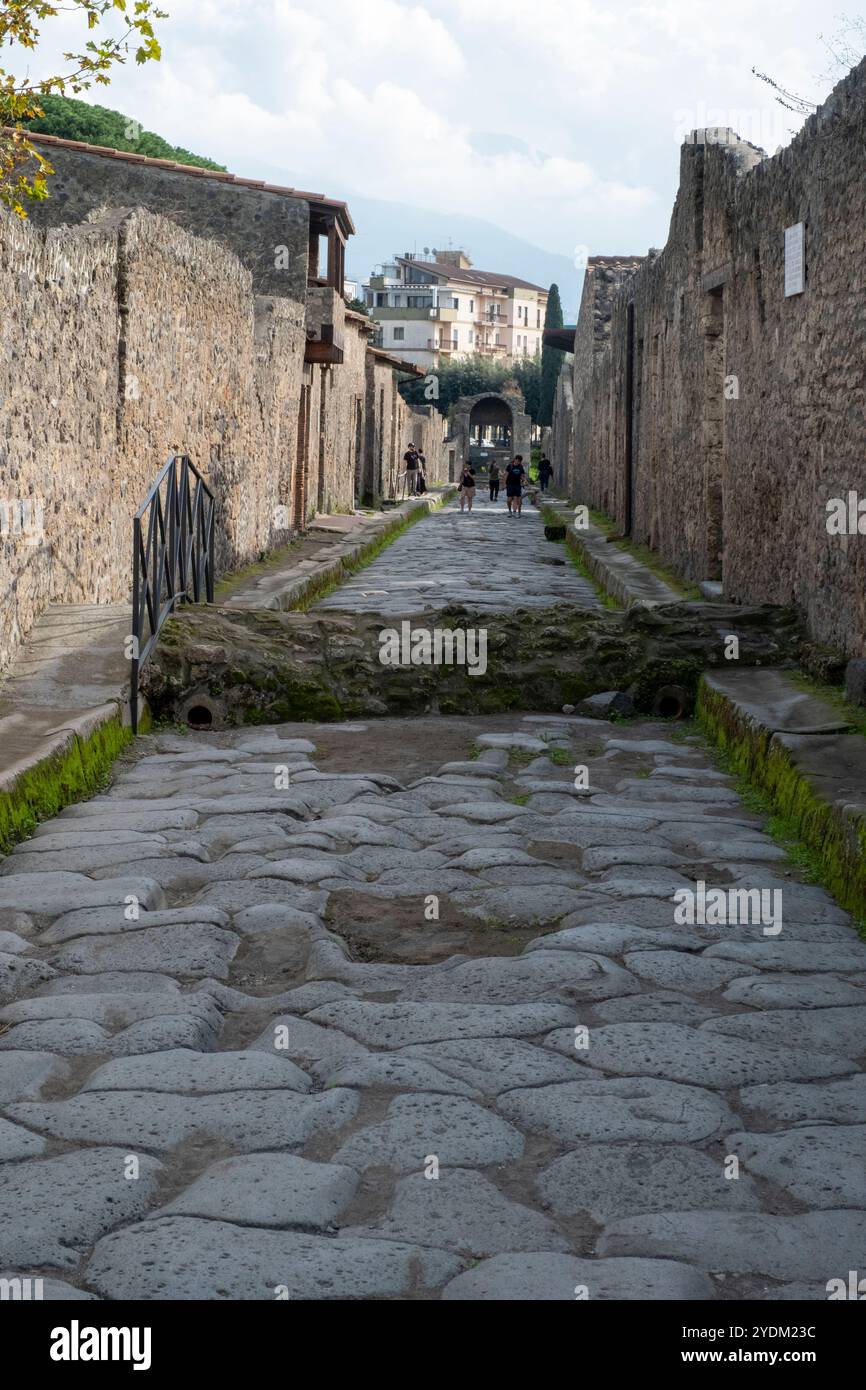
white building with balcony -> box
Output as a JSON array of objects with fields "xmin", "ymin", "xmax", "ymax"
[{"xmin": 363, "ymin": 250, "xmax": 548, "ymax": 372}]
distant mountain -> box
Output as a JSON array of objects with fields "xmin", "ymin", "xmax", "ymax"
[{"xmin": 342, "ymin": 192, "xmax": 583, "ymax": 320}]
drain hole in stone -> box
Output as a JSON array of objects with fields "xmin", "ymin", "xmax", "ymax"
[
  {"xmin": 187, "ymin": 704, "xmax": 214, "ymax": 730},
  {"xmin": 652, "ymin": 684, "xmax": 692, "ymax": 720}
]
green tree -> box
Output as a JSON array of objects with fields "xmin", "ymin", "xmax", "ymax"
[
  {"xmin": 1, "ymin": 0, "xmax": 168, "ymax": 217},
  {"xmin": 538, "ymin": 282, "xmax": 564, "ymax": 426},
  {"xmin": 398, "ymin": 352, "xmax": 543, "ymax": 424},
  {"xmin": 24, "ymin": 93, "xmax": 224, "ymax": 170}
]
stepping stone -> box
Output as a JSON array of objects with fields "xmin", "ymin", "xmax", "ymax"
[
  {"xmin": 7, "ymin": 1089, "xmax": 358, "ymax": 1153},
  {"xmin": 441, "ymin": 1253, "xmax": 713, "ymax": 1301},
  {"xmin": 306, "ymin": 1000, "xmax": 575, "ymax": 1048},
  {"xmin": 0, "ymin": 1148, "xmax": 163, "ymax": 1269},
  {"xmin": 546, "ymin": 1022, "xmax": 854, "ymax": 1087},
  {"xmin": 85, "ymin": 1217, "xmax": 461, "ymax": 1300},
  {"xmin": 476, "ymin": 734, "xmax": 547, "ymax": 752},
  {"xmin": 346, "ymin": 1169, "xmax": 567, "ymax": 1255},
  {"xmin": 82, "ymin": 1050, "xmax": 311, "ymax": 1094},
  {"xmin": 499, "ymin": 1078, "xmax": 737, "ymax": 1143},
  {"xmin": 727, "ymin": 1126, "xmax": 866, "ymax": 1207},
  {"xmin": 158, "ymin": 1153, "xmax": 359, "ymax": 1229},
  {"xmin": 739, "ymin": 1076, "xmax": 866, "ymax": 1126},
  {"xmin": 599, "ymin": 1210, "xmax": 866, "ymax": 1282},
  {"xmin": 333, "ymin": 1094, "xmax": 524, "ymax": 1170},
  {"xmin": 538, "ymin": 1143, "xmax": 761, "ymax": 1221}
]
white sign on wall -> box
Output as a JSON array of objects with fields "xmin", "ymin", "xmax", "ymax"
[{"xmin": 784, "ymin": 222, "xmax": 805, "ymax": 296}]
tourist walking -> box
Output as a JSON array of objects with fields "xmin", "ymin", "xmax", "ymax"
[
  {"xmin": 538, "ymin": 456, "xmax": 553, "ymax": 492},
  {"xmin": 505, "ymin": 455, "xmax": 526, "ymax": 514},
  {"xmin": 488, "ymin": 462, "xmax": 500, "ymax": 502},
  {"xmin": 403, "ymin": 444, "xmax": 420, "ymax": 495},
  {"xmin": 458, "ymin": 463, "xmax": 476, "ymax": 512}
]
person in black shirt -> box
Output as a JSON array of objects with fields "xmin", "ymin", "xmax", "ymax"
[
  {"xmin": 505, "ymin": 456, "xmax": 526, "ymax": 515},
  {"xmin": 538, "ymin": 456, "xmax": 553, "ymax": 491},
  {"xmin": 458, "ymin": 463, "xmax": 476, "ymax": 512},
  {"xmin": 488, "ymin": 462, "xmax": 500, "ymax": 502}
]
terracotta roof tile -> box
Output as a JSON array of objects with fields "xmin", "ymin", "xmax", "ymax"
[{"xmin": 10, "ymin": 129, "xmax": 355, "ymax": 234}]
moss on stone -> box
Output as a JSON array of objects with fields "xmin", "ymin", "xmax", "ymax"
[
  {"xmin": 0, "ymin": 712, "xmax": 132, "ymax": 855},
  {"xmin": 697, "ymin": 677, "xmax": 866, "ymax": 927},
  {"xmin": 630, "ymin": 657, "xmax": 704, "ymax": 713}
]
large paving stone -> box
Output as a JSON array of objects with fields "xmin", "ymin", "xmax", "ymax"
[
  {"xmin": 546, "ymin": 1021, "xmax": 854, "ymax": 1086},
  {"xmin": 397, "ymin": 952, "xmax": 636, "ymax": 1006},
  {"xmin": 0, "ymin": 1274, "xmax": 97, "ymax": 1300},
  {"xmin": 622, "ymin": 950, "xmax": 745, "ymax": 992},
  {"xmin": 401, "ymin": 1037, "xmax": 583, "ymax": 1096},
  {"xmin": 0, "ymin": 873, "xmax": 165, "ymax": 915},
  {"xmin": 526, "ymin": 923, "xmax": 692, "ymax": 956},
  {"xmin": 538, "ymin": 1143, "xmax": 761, "ymax": 1222},
  {"xmin": 333, "ymin": 1094, "xmax": 524, "ymax": 1170},
  {"xmin": 440, "ymin": 1253, "xmax": 713, "ymax": 1300},
  {"xmin": 704, "ymin": 941, "xmax": 866, "ymax": 973},
  {"xmin": 0, "ymin": 991, "xmax": 222, "ymax": 1029},
  {"xmin": 0, "ymin": 1050, "xmax": 70, "ymax": 1103},
  {"xmin": 0, "ymin": 1148, "xmax": 163, "ymax": 1269},
  {"xmin": 599, "ymin": 1210, "xmax": 866, "ymax": 1281},
  {"xmin": 8, "ymin": 1089, "xmax": 358, "ymax": 1152},
  {"xmin": 0, "ymin": 1019, "xmax": 114, "ymax": 1055},
  {"xmin": 306, "ymin": 1000, "xmax": 575, "ymax": 1048},
  {"xmin": 85, "ymin": 1216, "xmax": 461, "ymax": 1299},
  {"xmin": 51, "ymin": 925, "xmax": 240, "ymax": 979},
  {"xmin": 581, "ymin": 846, "xmax": 687, "ymax": 872},
  {"xmin": 40, "ymin": 904, "xmax": 230, "ymax": 945},
  {"xmin": 728, "ymin": 1126, "xmax": 866, "ymax": 1207},
  {"xmin": 701, "ymin": 1006, "xmax": 866, "ymax": 1055},
  {"xmin": 476, "ymin": 734, "xmax": 548, "ymax": 752},
  {"xmin": 82, "ymin": 1050, "xmax": 311, "ymax": 1094},
  {"xmin": 740, "ymin": 1076, "xmax": 866, "ymax": 1125},
  {"xmin": 499, "ymin": 1078, "xmax": 737, "ymax": 1143},
  {"xmin": 451, "ymin": 886, "xmax": 592, "ymax": 927},
  {"xmin": 193, "ymin": 881, "xmax": 327, "ymax": 914},
  {"xmin": 313, "ymin": 1052, "xmax": 480, "ymax": 1097},
  {"xmin": 249, "ymin": 1014, "xmax": 369, "ymax": 1064},
  {"xmin": 592, "ymin": 991, "xmax": 719, "ymax": 1026},
  {"xmin": 159, "ymin": 1153, "xmax": 359, "ymax": 1229},
  {"xmin": 723, "ymin": 973, "xmax": 866, "ymax": 1008},
  {"xmin": 0, "ymin": 1115, "xmax": 47, "ymax": 1160},
  {"xmin": 0, "ymin": 953, "xmax": 57, "ymax": 1003},
  {"xmin": 348, "ymin": 1169, "xmax": 567, "ymax": 1255}
]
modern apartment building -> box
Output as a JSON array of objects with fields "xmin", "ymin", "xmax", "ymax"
[{"xmin": 364, "ymin": 249, "xmax": 548, "ymax": 371}]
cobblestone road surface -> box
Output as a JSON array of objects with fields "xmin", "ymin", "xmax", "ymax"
[{"xmin": 1, "ymin": 711, "xmax": 864, "ymax": 1300}]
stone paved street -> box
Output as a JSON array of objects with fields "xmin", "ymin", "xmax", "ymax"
[
  {"xmin": 314, "ymin": 498, "xmax": 602, "ymax": 613},
  {"xmin": 1, "ymin": 708, "xmax": 864, "ymax": 1300}
]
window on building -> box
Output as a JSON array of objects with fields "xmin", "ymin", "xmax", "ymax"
[
  {"xmin": 470, "ymin": 299, "xmax": 474, "ymax": 313},
  {"xmin": 468, "ymin": 330, "xmax": 474, "ymax": 344},
  {"xmin": 537, "ymin": 309, "xmax": 541, "ymax": 328},
  {"xmin": 393, "ymin": 327, "xmax": 405, "ymax": 341}
]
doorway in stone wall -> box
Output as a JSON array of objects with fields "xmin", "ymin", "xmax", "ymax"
[
  {"xmin": 703, "ymin": 287, "xmax": 725, "ymax": 581},
  {"xmin": 317, "ymin": 368, "xmax": 328, "ymax": 516},
  {"xmin": 352, "ymin": 397, "xmax": 363, "ymax": 506},
  {"xmin": 293, "ymin": 381, "xmax": 312, "ymax": 528}
]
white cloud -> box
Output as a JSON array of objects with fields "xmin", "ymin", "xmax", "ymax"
[{"xmin": 8, "ymin": 0, "xmax": 847, "ymax": 264}]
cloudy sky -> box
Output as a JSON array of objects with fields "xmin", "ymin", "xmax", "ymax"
[{"xmin": 15, "ymin": 1, "xmax": 861, "ymax": 269}]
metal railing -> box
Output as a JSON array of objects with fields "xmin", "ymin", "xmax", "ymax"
[{"xmin": 130, "ymin": 453, "xmax": 215, "ymax": 733}]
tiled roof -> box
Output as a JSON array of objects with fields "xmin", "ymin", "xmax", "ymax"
[
  {"xmin": 14, "ymin": 130, "xmax": 355, "ymax": 235},
  {"xmin": 367, "ymin": 346, "xmax": 425, "ymax": 376},
  {"xmin": 395, "ymin": 257, "xmax": 548, "ymax": 294}
]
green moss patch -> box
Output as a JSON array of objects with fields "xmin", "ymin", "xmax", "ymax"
[{"xmin": 0, "ymin": 712, "xmax": 132, "ymax": 855}]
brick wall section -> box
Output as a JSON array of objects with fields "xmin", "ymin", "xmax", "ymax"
[{"xmin": 560, "ymin": 58, "xmax": 866, "ymax": 655}]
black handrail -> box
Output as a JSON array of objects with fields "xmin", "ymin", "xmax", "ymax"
[{"xmin": 130, "ymin": 453, "xmax": 215, "ymax": 733}]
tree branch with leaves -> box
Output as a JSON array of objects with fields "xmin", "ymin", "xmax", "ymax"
[{"xmin": 1, "ymin": 0, "xmax": 167, "ymax": 216}]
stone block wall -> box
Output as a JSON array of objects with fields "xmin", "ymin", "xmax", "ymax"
[{"xmin": 559, "ymin": 58, "xmax": 866, "ymax": 655}]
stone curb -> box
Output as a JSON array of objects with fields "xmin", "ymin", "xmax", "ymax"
[
  {"xmin": 225, "ymin": 490, "xmax": 455, "ymax": 614},
  {"xmin": 697, "ymin": 668, "xmax": 866, "ymax": 921},
  {"xmin": 538, "ymin": 499, "xmax": 681, "ymax": 608}
]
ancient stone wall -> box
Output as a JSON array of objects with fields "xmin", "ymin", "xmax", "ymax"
[{"xmin": 561, "ymin": 58, "xmax": 866, "ymax": 655}]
